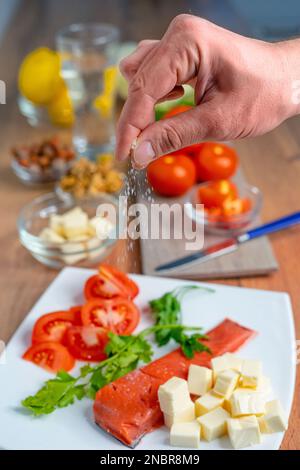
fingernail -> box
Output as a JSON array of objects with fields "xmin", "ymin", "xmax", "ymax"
[{"xmin": 134, "ymin": 140, "xmax": 155, "ymax": 168}]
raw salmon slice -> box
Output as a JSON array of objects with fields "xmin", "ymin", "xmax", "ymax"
[{"xmin": 94, "ymin": 318, "xmax": 256, "ymax": 447}]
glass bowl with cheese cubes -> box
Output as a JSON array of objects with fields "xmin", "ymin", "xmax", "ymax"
[
  {"xmin": 18, "ymin": 192, "xmax": 120, "ymax": 268},
  {"xmin": 157, "ymin": 353, "xmax": 288, "ymax": 450}
]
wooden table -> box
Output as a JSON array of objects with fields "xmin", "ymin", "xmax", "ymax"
[{"xmin": 0, "ymin": 0, "xmax": 299, "ymax": 450}]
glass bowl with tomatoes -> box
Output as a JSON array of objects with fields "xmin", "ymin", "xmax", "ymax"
[
  {"xmin": 187, "ymin": 179, "xmax": 262, "ymax": 235},
  {"xmin": 18, "ymin": 192, "xmax": 121, "ymax": 268}
]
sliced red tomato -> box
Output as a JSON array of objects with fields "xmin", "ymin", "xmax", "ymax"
[
  {"xmin": 81, "ymin": 297, "xmax": 140, "ymax": 335},
  {"xmin": 23, "ymin": 341, "xmax": 75, "ymax": 373},
  {"xmin": 197, "ymin": 180, "xmax": 238, "ymax": 209},
  {"xmin": 69, "ymin": 305, "xmax": 83, "ymax": 325},
  {"xmin": 84, "ymin": 264, "xmax": 139, "ymax": 301},
  {"xmin": 65, "ymin": 326, "xmax": 108, "ymax": 362},
  {"xmin": 32, "ymin": 310, "xmax": 80, "ymax": 344}
]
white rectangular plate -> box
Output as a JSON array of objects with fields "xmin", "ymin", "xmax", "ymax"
[{"xmin": 0, "ymin": 267, "xmax": 296, "ymax": 450}]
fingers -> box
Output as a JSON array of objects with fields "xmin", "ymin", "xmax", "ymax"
[
  {"xmin": 119, "ymin": 40, "xmax": 158, "ymax": 81},
  {"xmin": 132, "ymin": 103, "xmax": 216, "ymax": 168},
  {"xmin": 116, "ymin": 47, "xmax": 178, "ymax": 161}
]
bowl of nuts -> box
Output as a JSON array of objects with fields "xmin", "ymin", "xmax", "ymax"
[
  {"xmin": 56, "ymin": 154, "xmax": 125, "ymax": 199},
  {"xmin": 11, "ymin": 136, "xmax": 75, "ymax": 186}
]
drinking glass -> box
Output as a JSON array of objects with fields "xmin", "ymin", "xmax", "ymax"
[{"xmin": 56, "ymin": 23, "xmax": 120, "ymax": 159}]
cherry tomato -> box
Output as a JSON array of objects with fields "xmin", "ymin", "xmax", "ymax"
[
  {"xmin": 32, "ymin": 310, "xmax": 80, "ymax": 344},
  {"xmin": 197, "ymin": 180, "xmax": 238, "ymax": 209},
  {"xmin": 65, "ymin": 326, "xmax": 108, "ymax": 362},
  {"xmin": 222, "ymin": 197, "xmax": 252, "ymax": 218},
  {"xmin": 84, "ymin": 265, "xmax": 139, "ymax": 301},
  {"xmin": 193, "ymin": 142, "xmax": 238, "ymax": 181},
  {"xmin": 168, "ymin": 143, "xmax": 205, "ymax": 158},
  {"xmin": 163, "ymin": 104, "xmax": 193, "ymax": 119},
  {"xmin": 23, "ymin": 341, "xmax": 75, "ymax": 373},
  {"xmin": 147, "ymin": 154, "xmax": 196, "ymax": 197},
  {"xmin": 81, "ymin": 297, "xmax": 140, "ymax": 335}
]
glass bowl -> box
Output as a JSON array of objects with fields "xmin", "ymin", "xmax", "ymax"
[
  {"xmin": 18, "ymin": 192, "xmax": 121, "ymax": 268},
  {"xmin": 185, "ymin": 181, "xmax": 263, "ymax": 236},
  {"xmin": 11, "ymin": 158, "xmax": 73, "ymax": 186}
]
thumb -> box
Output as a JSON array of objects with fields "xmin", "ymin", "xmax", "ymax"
[{"xmin": 132, "ymin": 104, "xmax": 216, "ymax": 168}]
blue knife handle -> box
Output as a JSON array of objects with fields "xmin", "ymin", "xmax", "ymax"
[{"xmin": 239, "ymin": 211, "xmax": 300, "ymax": 242}]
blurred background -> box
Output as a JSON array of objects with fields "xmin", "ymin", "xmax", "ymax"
[{"xmin": 1, "ymin": 0, "xmax": 300, "ymax": 46}]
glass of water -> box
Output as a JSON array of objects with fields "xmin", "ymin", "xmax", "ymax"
[{"xmin": 56, "ymin": 23, "xmax": 120, "ymax": 159}]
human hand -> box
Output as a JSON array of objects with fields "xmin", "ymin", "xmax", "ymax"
[{"xmin": 116, "ymin": 15, "xmax": 299, "ymax": 168}]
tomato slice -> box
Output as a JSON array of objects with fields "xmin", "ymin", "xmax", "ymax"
[
  {"xmin": 197, "ymin": 180, "xmax": 238, "ymax": 209},
  {"xmin": 23, "ymin": 341, "xmax": 75, "ymax": 373},
  {"xmin": 69, "ymin": 305, "xmax": 83, "ymax": 325},
  {"xmin": 163, "ymin": 104, "xmax": 193, "ymax": 119},
  {"xmin": 84, "ymin": 264, "xmax": 139, "ymax": 300},
  {"xmin": 65, "ymin": 326, "xmax": 108, "ymax": 362},
  {"xmin": 81, "ymin": 297, "xmax": 140, "ymax": 335},
  {"xmin": 32, "ymin": 310, "xmax": 80, "ymax": 344}
]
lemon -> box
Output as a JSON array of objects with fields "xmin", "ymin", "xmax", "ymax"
[
  {"xmin": 47, "ymin": 81, "xmax": 74, "ymax": 127},
  {"xmin": 18, "ymin": 47, "xmax": 61, "ymax": 105},
  {"xmin": 93, "ymin": 66, "xmax": 117, "ymax": 118}
]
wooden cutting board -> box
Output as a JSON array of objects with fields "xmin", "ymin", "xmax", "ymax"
[{"xmin": 135, "ymin": 170, "xmax": 278, "ymax": 279}]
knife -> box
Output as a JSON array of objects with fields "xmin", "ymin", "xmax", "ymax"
[{"xmin": 155, "ymin": 211, "xmax": 300, "ymax": 272}]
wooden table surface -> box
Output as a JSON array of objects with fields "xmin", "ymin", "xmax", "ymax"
[{"xmin": 1, "ymin": 0, "xmax": 299, "ymax": 450}]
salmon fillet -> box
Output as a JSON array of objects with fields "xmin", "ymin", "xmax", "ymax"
[{"xmin": 94, "ymin": 318, "xmax": 256, "ymax": 447}]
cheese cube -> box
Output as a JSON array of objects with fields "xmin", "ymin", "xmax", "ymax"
[
  {"xmin": 211, "ymin": 353, "xmax": 242, "ymax": 383},
  {"xmin": 39, "ymin": 227, "xmax": 64, "ymax": 243},
  {"xmin": 213, "ymin": 369, "xmax": 240, "ymax": 398},
  {"xmin": 256, "ymin": 376, "xmax": 272, "ymax": 397},
  {"xmin": 170, "ymin": 421, "xmax": 201, "ymax": 448},
  {"xmin": 187, "ymin": 365, "xmax": 212, "ymax": 396},
  {"xmin": 211, "ymin": 355, "xmax": 229, "ymax": 383},
  {"xmin": 50, "ymin": 214, "xmax": 65, "ymax": 236},
  {"xmin": 62, "ymin": 208, "xmax": 89, "ymax": 239},
  {"xmin": 241, "ymin": 359, "xmax": 262, "ymax": 388},
  {"xmin": 195, "ymin": 391, "xmax": 224, "ymax": 417},
  {"xmin": 164, "ymin": 401, "xmax": 195, "ymax": 428},
  {"xmin": 223, "ymin": 353, "xmax": 243, "ymax": 373},
  {"xmin": 197, "ymin": 407, "xmax": 230, "ymax": 441},
  {"xmin": 158, "ymin": 377, "xmax": 191, "ymax": 415},
  {"xmin": 258, "ymin": 399, "xmax": 287, "ymax": 433},
  {"xmin": 227, "ymin": 416, "xmax": 261, "ymax": 449},
  {"xmin": 230, "ymin": 389, "xmax": 265, "ymax": 417}
]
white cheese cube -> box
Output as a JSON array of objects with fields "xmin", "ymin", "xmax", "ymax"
[
  {"xmin": 258, "ymin": 399, "xmax": 288, "ymax": 433},
  {"xmin": 170, "ymin": 421, "xmax": 201, "ymax": 448},
  {"xmin": 63, "ymin": 209, "xmax": 89, "ymax": 239},
  {"xmin": 241, "ymin": 359, "xmax": 262, "ymax": 388},
  {"xmin": 213, "ymin": 369, "xmax": 240, "ymax": 399},
  {"xmin": 164, "ymin": 401, "xmax": 195, "ymax": 428},
  {"xmin": 230, "ymin": 389, "xmax": 265, "ymax": 417},
  {"xmin": 223, "ymin": 353, "xmax": 243, "ymax": 373},
  {"xmin": 187, "ymin": 365, "xmax": 212, "ymax": 396},
  {"xmin": 197, "ymin": 407, "xmax": 230, "ymax": 441},
  {"xmin": 158, "ymin": 377, "xmax": 191, "ymax": 415},
  {"xmin": 39, "ymin": 227, "xmax": 65, "ymax": 243},
  {"xmin": 50, "ymin": 214, "xmax": 65, "ymax": 236},
  {"xmin": 256, "ymin": 376, "xmax": 272, "ymax": 398},
  {"xmin": 227, "ymin": 416, "xmax": 261, "ymax": 449},
  {"xmin": 211, "ymin": 355, "xmax": 229, "ymax": 383},
  {"xmin": 195, "ymin": 391, "xmax": 224, "ymax": 417},
  {"xmin": 90, "ymin": 216, "xmax": 113, "ymax": 239}
]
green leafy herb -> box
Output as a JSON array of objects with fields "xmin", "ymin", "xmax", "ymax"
[
  {"xmin": 149, "ymin": 285, "xmax": 214, "ymax": 348},
  {"xmin": 22, "ymin": 285, "xmax": 214, "ymax": 416}
]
